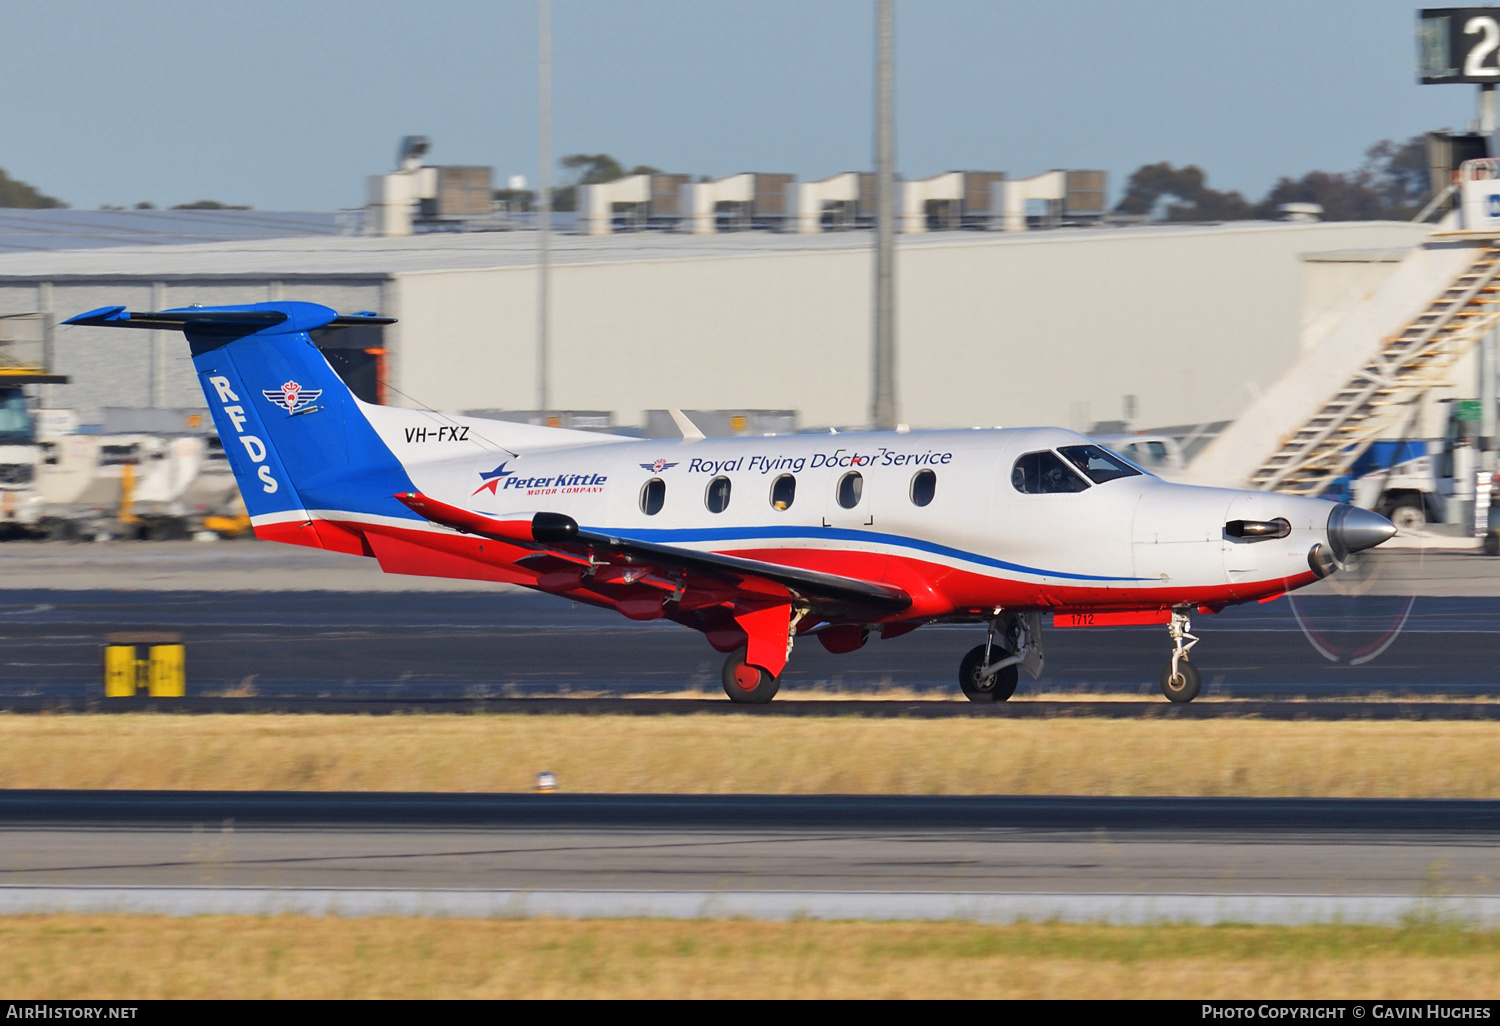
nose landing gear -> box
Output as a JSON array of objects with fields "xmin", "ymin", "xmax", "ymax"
[{"xmin": 1160, "ymin": 608, "xmax": 1201, "ymax": 703}]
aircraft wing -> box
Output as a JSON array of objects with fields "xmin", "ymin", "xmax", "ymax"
[{"xmin": 395, "ymin": 491, "xmax": 912, "ymax": 614}]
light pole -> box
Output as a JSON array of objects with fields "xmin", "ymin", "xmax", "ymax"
[
  {"xmin": 537, "ymin": 0, "xmax": 552, "ymax": 413},
  {"xmin": 871, "ymin": 0, "xmax": 898, "ymax": 432},
  {"xmin": 1479, "ymin": 82, "xmax": 1498, "ymax": 536}
]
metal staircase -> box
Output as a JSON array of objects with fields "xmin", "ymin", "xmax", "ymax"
[{"xmin": 1248, "ymin": 240, "xmax": 1500, "ymax": 495}]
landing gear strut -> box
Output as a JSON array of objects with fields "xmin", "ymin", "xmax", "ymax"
[
  {"xmin": 1160, "ymin": 608, "xmax": 1201, "ymax": 703},
  {"xmin": 958, "ymin": 611, "xmax": 1040, "ymax": 703}
]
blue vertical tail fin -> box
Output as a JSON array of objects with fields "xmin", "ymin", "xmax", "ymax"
[{"xmin": 64, "ymin": 302, "xmax": 417, "ymax": 550}]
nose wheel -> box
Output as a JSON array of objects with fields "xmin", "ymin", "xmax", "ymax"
[{"xmin": 1160, "ymin": 608, "xmax": 1202, "ymax": 703}]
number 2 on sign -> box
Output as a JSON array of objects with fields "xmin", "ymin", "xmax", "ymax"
[{"xmin": 1466, "ymin": 16, "xmax": 1500, "ymax": 77}]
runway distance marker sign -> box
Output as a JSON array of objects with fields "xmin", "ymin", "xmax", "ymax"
[{"xmin": 1420, "ymin": 7, "xmax": 1500, "ymax": 83}]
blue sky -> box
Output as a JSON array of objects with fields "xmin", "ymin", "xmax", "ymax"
[{"xmin": 0, "ymin": 0, "xmax": 1484, "ymax": 210}]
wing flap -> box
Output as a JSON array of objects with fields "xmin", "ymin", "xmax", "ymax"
[{"xmin": 394, "ymin": 491, "xmax": 911, "ymax": 614}]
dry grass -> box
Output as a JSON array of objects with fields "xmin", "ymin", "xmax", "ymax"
[
  {"xmin": 4, "ymin": 916, "xmax": 1500, "ymax": 998},
  {"xmin": 4, "ymin": 714, "xmax": 1500, "ymax": 796}
]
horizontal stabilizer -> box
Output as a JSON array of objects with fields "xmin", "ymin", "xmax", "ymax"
[
  {"xmin": 64, "ymin": 302, "xmax": 394, "ymax": 335},
  {"xmin": 394, "ymin": 491, "xmax": 912, "ymax": 614}
]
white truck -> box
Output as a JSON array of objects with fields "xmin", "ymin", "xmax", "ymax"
[{"xmin": 0, "ymin": 381, "xmax": 44, "ymax": 532}]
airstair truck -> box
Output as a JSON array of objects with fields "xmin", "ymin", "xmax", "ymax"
[{"xmin": 1183, "ymin": 160, "xmax": 1500, "ymax": 529}]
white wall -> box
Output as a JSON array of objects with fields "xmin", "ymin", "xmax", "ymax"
[
  {"xmin": 1300, "ymin": 253, "xmax": 1406, "ymax": 355},
  {"xmin": 897, "ymin": 222, "xmax": 1431, "ymax": 433},
  {"xmin": 394, "ymin": 221, "xmax": 1433, "ymax": 431},
  {"xmin": 394, "ymin": 249, "xmax": 874, "ymax": 426}
]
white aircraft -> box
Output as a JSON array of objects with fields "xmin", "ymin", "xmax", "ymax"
[{"xmin": 65, "ymin": 301, "xmax": 1396, "ymax": 704}]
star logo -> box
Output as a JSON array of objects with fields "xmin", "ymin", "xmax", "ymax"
[
  {"xmin": 639, "ymin": 460, "xmax": 679, "ymax": 473},
  {"xmin": 471, "ymin": 461, "xmax": 516, "ymax": 496},
  {"xmin": 262, "ymin": 380, "xmax": 322, "ymax": 413}
]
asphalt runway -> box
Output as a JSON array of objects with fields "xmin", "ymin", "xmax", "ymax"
[
  {"xmin": 2, "ymin": 587, "xmax": 1500, "ymax": 702},
  {"xmin": 0, "ymin": 540, "xmax": 1497, "ymax": 703},
  {"xmin": 4, "ymin": 792, "xmax": 1499, "ymax": 924}
]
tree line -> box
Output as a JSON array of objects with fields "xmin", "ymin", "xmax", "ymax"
[{"xmin": 1114, "ymin": 135, "xmax": 1431, "ymax": 222}]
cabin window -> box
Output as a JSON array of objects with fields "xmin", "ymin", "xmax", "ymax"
[
  {"xmin": 1058, "ymin": 444, "xmax": 1141, "ymax": 484},
  {"xmin": 640, "ymin": 477, "xmax": 665, "ymax": 516},
  {"xmin": 770, "ymin": 474, "xmax": 796, "ymax": 511},
  {"xmin": 1011, "ymin": 450, "xmax": 1090, "ymax": 494},
  {"xmin": 837, "ymin": 471, "xmax": 863, "ymax": 508},
  {"xmin": 705, "ymin": 475, "xmax": 732, "ymax": 513},
  {"xmin": 910, "ymin": 469, "xmax": 936, "ymax": 507}
]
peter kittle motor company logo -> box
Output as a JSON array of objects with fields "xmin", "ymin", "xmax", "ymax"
[
  {"xmin": 262, "ymin": 380, "xmax": 322, "ymax": 413},
  {"xmin": 473, "ymin": 461, "xmax": 606, "ymax": 497},
  {"xmin": 640, "ymin": 459, "xmax": 679, "ymax": 473}
]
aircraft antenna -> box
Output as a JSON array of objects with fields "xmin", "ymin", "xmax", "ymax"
[{"xmin": 379, "ymin": 380, "xmax": 520, "ymax": 458}]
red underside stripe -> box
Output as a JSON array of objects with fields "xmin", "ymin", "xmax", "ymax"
[{"xmin": 252, "ymin": 515, "xmax": 1314, "ymax": 615}]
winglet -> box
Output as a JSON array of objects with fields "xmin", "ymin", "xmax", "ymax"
[
  {"xmin": 63, "ymin": 306, "xmax": 129, "ymax": 326},
  {"xmin": 668, "ymin": 409, "xmax": 706, "ymax": 441}
]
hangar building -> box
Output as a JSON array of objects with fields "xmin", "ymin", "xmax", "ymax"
[{"xmin": 0, "ymin": 218, "xmax": 1434, "ymax": 435}]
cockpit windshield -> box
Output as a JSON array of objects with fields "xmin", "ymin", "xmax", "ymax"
[
  {"xmin": 1012, "ymin": 450, "xmax": 1090, "ymax": 494},
  {"xmin": 1058, "ymin": 444, "xmax": 1141, "ymax": 484}
]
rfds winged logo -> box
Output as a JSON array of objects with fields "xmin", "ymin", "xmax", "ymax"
[
  {"xmin": 262, "ymin": 380, "xmax": 322, "ymax": 413},
  {"xmin": 640, "ymin": 459, "xmax": 679, "ymax": 473}
]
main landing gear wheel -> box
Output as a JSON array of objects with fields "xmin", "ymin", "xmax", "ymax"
[
  {"xmin": 1159, "ymin": 660, "xmax": 1202, "ymax": 703},
  {"xmin": 722, "ymin": 648, "xmax": 781, "ymax": 704},
  {"xmin": 959, "ymin": 644, "xmax": 1018, "ymax": 702}
]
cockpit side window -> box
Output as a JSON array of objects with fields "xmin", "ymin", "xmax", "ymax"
[
  {"xmin": 1011, "ymin": 450, "xmax": 1090, "ymax": 494},
  {"xmin": 1058, "ymin": 444, "xmax": 1142, "ymax": 484}
]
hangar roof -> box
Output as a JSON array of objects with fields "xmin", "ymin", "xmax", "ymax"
[
  {"xmin": 0, "ymin": 218, "xmax": 1433, "ymax": 280},
  {"xmin": 0, "ymin": 209, "xmax": 342, "ymax": 253}
]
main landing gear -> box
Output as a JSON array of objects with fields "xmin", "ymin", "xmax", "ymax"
[
  {"xmin": 958, "ymin": 611, "xmax": 1041, "ymax": 703},
  {"xmin": 959, "ymin": 644, "xmax": 1018, "ymax": 701},
  {"xmin": 722, "ymin": 647, "xmax": 781, "ymax": 704},
  {"xmin": 1160, "ymin": 608, "xmax": 1202, "ymax": 703}
]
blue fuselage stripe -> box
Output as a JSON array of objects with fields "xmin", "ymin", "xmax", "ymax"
[{"xmin": 583, "ymin": 524, "xmax": 1151, "ymax": 583}]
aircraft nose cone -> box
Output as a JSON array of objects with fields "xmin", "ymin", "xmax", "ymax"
[{"xmin": 1327, "ymin": 504, "xmax": 1396, "ymax": 560}]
